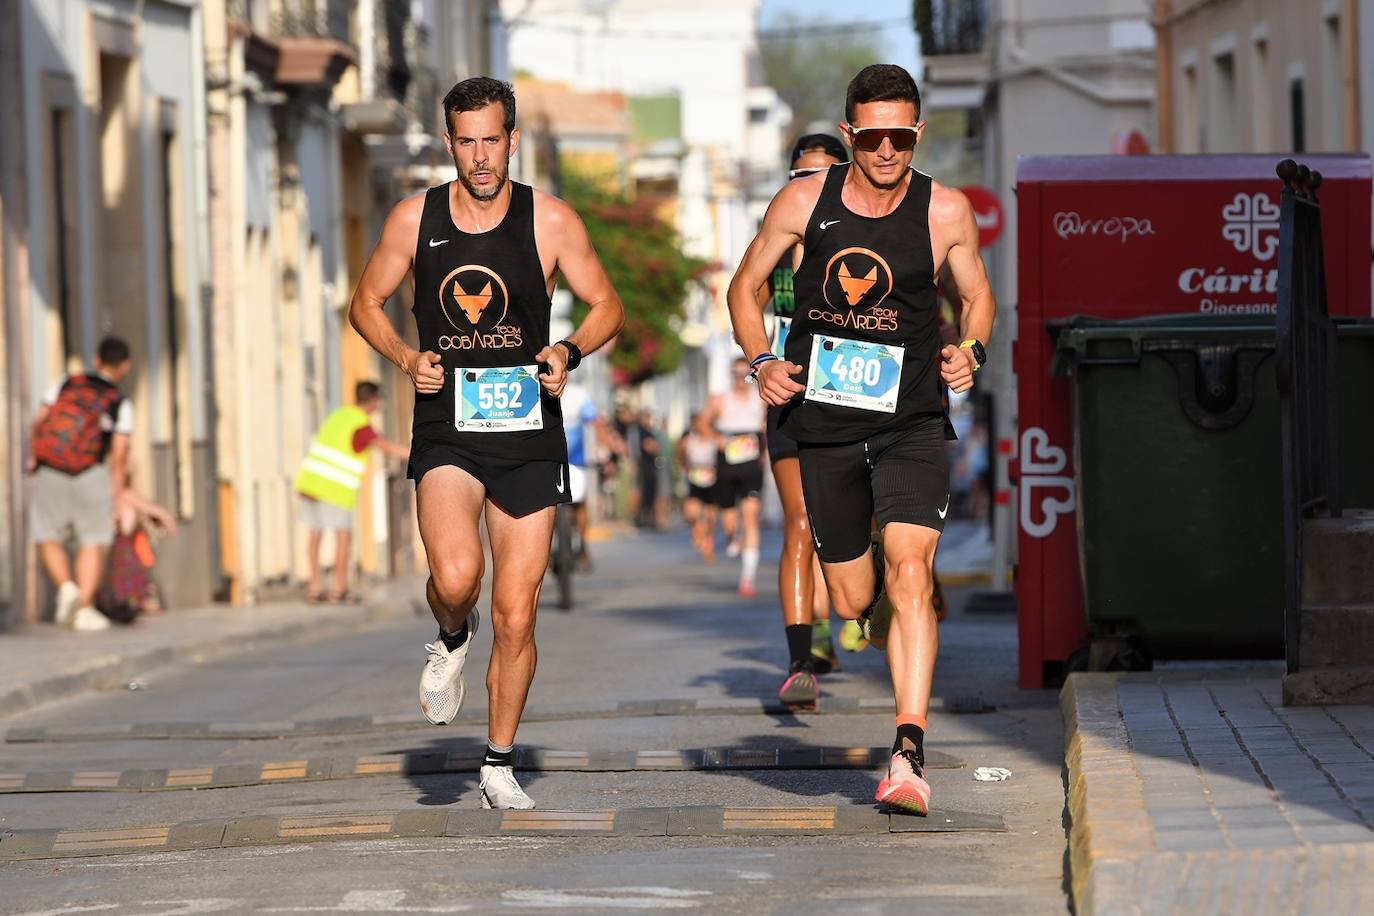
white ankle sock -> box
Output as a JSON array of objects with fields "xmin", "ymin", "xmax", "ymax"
[{"xmin": 741, "ymin": 548, "xmax": 759, "ymax": 584}]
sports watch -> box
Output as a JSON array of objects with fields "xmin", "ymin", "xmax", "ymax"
[{"xmin": 959, "ymin": 338, "xmax": 987, "ymax": 371}]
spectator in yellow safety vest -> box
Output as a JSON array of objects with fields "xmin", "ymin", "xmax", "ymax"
[{"xmin": 294, "ymin": 380, "xmax": 409, "ymax": 603}]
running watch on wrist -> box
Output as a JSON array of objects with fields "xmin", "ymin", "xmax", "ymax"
[
  {"xmin": 959, "ymin": 338, "xmax": 986, "ymax": 371},
  {"xmin": 555, "ymin": 339, "xmax": 583, "ymax": 372}
]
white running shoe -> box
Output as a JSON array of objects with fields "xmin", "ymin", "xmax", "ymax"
[
  {"xmin": 418, "ymin": 608, "xmax": 480, "ymax": 725},
  {"xmin": 479, "ymin": 764, "xmax": 535, "ymax": 809},
  {"xmin": 53, "ymin": 582, "xmax": 81, "ymax": 627},
  {"xmin": 70, "ymin": 606, "xmax": 111, "ymax": 632}
]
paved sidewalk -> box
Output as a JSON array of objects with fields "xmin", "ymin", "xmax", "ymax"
[
  {"xmin": 0, "ymin": 576, "xmax": 424, "ymax": 721},
  {"xmin": 1063, "ymin": 670, "xmax": 1374, "ymax": 914}
]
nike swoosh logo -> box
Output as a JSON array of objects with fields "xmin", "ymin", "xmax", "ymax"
[
  {"xmin": 819, "ymin": 220, "xmax": 840, "ymax": 230},
  {"xmin": 555, "ymin": 466, "xmax": 566, "ymax": 494},
  {"xmin": 429, "ymin": 238, "xmax": 449, "ymax": 248},
  {"xmin": 937, "ymin": 496, "xmax": 950, "ymax": 520}
]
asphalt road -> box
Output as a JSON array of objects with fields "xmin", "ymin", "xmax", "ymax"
[{"xmin": 0, "ymin": 526, "xmax": 1070, "ymax": 915}]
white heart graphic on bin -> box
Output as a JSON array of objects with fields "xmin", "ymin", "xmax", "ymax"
[{"xmin": 1019, "ymin": 427, "xmax": 1068, "ymax": 474}]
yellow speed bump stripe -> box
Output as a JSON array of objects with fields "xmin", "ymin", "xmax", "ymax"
[
  {"xmin": 278, "ymin": 814, "xmax": 395, "ymax": 838},
  {"xmin": 52, "ymin": 825, "xmax": 171, "ymax": 853},
  {"xmin": 0, "ymin": 747, "xmax": 962, "ymax": 795},
  {"xmin": 723, "ymin": 807, "xmax": 837, "ymax": 831}
]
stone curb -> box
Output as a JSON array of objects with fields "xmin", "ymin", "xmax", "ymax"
[
  {"xmin": 1061, "ymin": 672, "xmax": 1156, "ymax": 915},
  {"xmin": 0, "ymin": 585, "xmax": 421, "ymax": 723}
]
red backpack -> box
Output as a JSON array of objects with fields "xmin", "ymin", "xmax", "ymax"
[{"xmin": 32, "ymin": 375, "xmax": 124, "ymax": 475}]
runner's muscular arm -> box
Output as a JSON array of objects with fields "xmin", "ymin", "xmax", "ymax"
[
  {"xmin": 726, "ymin": 180, "xmax": 817, "ymax": 406},
  {"xmin": 533, "ymin": 193, "xmax": 626, "ymax": 396},
  {"xmin": 932, "ymin": 185, "xmax": 996, "ymax": 394},
  {"xmin": 347, "ymin": 195, "xmax": 444, "ymax": 394}
]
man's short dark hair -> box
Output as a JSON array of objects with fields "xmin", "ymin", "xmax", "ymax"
[
  {"xmin": 443, "ymin": 77, "xmax": 516, "ymax": 134},
  {"xmin": 355, "ymin": 381, "xmax": 382, "ymax": 404},
  {"xmin": 845, "ymin": 64, "xmax": 921, "ymax": 124},
  {"xmin": 96, "ymin": 336, "xmax": 131, "ymax": 366}
]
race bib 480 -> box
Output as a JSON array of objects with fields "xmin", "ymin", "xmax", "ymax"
[
  {"xmin": 455, "ymin": 366, "xmax": 543, "ymax": 432},
  {"xmin": 805, "ymin": 335, "xmax": 904, "ymax": 414}
]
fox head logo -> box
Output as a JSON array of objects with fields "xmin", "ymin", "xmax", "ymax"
[
  {"xmin": 439, "ymin": 265, "xmax": 509, "ymax": 331},
  {"xmin": 453, "ymin": 279, "xmax": 493, "ymax": 324},
  {"xmin": 822, "ymin": 247, "xmax": 893, "ymax": 312},
  {"xmin": 836, "ymin": 261, "xmax": 878, "ymax": 306}
]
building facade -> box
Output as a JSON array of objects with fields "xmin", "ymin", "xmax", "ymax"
[
  {"xmin": 4, "ymin": 0, "xmax": 218, "ymax": 623},
  {"xmin": 0, "ymin": 0, "xmax": 502, "ymax": 627},
  {"xmin": 1154, "ymin": 0, "xmax": 1361, "ymax": 155}
]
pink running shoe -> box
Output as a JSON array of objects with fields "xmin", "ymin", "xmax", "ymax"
[
  {"xmin": 778, "ymin": 668, "xmax": 819, "ymax": 708},
  {"xmin": 876, "ymin": 750, "xmax": 930, "ymax": 816}
]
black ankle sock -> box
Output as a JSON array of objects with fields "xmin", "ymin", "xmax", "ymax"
[
  {"xmin": 484, "ymin": 742, "xmax": 514, "ymax": 767},
  {"xmin": 785, "ymin": 624, "xmax": 812, "ymax": 668},
  {"xmin": 439, "ymin": 620, "xmax": 469, "ymax": 652},
  {"xmin": 893, "ymin": 723, "xmax": 926, "ymax": 768}
]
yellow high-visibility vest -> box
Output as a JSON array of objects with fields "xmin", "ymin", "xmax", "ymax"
[{"xmin": 293, "ymin": 405, "xmax": 372, "ymax": 510}]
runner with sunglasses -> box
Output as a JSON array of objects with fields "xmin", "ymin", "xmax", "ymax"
[
  {"xmin": 726, "ymin": 65, "xmax": 996, "ymax": 815},
  {"xmin": 766, "ymin": 133, "xmax": 846, "ymax": 709}
]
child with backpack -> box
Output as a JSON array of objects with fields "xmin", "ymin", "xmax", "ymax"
[{"xmin": 27, "ymin": 337, "xmax": 135, "ymax": 631}]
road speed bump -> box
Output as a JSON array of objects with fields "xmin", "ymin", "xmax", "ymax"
[{"xmin": 0, "ymin": 805, "xmax": 1005, "ymax": 861}]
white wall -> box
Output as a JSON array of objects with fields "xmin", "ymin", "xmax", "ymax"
[{"xmin": 20, "ymin": 0, "xmax": 98, "ymax": 398}]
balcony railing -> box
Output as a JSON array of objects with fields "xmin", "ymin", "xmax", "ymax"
[{"xmin": 914, "ymin": 0, "xmax": 989, "ymax": 56}]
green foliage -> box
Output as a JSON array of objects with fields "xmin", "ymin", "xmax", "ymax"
[
  {"xmin": 760, "ymin": 14, "xmax": 887, "ymax": 137},
  {"xmin": 559, "ymin": 168, "xmax": 707, "ymax": 384}
]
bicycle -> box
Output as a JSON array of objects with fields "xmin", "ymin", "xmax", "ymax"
[{"xmin": 548, "ymin": 501, "xmax": 576, "ymax": 610}]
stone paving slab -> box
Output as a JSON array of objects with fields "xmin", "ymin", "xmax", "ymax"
[{"xmin": 1062, "ymin": 672, "xmax": 1374, "ymax": 914}]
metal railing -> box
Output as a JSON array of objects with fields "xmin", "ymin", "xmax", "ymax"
[
  {"xmin": 1275, "ymin": 158, "xmax": 1341, "ymax": 675},
  {"xmin": 915, "ymin": 0, "xmax": 989, "ymax": 56}
]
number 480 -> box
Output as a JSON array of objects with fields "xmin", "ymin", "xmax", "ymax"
[{"xmin": 830, "ymin": 352, "xmax": 881, "ymax": 386}]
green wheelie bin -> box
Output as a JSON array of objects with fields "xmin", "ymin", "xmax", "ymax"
[{"xmin": 1052, "ymin": 315, "xmax": 1374, "ymax": 663}]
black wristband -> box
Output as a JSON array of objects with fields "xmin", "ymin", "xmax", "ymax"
[{"xmin": 556, "ymin": 339, "xmax": 583, "ymax": 372}]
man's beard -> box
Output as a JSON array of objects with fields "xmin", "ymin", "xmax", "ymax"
[{"xmin": 457, "ymin": 162, "xmax": 508, "ymax": 201}]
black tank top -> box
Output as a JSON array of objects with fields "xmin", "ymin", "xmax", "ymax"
[
  {"xmin": 411, "ymin": 181, "xmax": 565, "ymax": 461},
  {"xmin": 781, "ymin": 164, "xmax": 941, "ymax": 443}
]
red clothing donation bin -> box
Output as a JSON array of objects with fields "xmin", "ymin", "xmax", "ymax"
[{"xmin": 1013, "ymin": 154, "xmax": 1372, "ymax": 689}]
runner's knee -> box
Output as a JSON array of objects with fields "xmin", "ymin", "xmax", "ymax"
[
  {"xmin": 490, "ymin": 606, "xmax": 536, "ymax": 647},
  {"xmin": 783, "ymin": 514, "xmax": 814, "ymax": 553},
  {"xmin": 429, "ymin": 560, "xmax": 481, "ymax": 609},
  {"xmin": 886, "ymin": 557, "xmax": 934, "ymax": 611}
]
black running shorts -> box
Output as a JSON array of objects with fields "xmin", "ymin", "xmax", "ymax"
[
  {"xmin": 797, "ymin": 415, "xmax": 953, "ymax": 563},
  {"xmin": 715, "ymin": 460, "xmax": 764, "ymax": 509},
  {"xmin": 408, "ymin": 444, "xmax": 570, "ymax": 517},
  {"xmin": 766, "ymin": 404, "xmax": 799, "ymax": 463},
  {"xmin": 687, "ymin": 482, "xmax": 719, "ymax": 504}
]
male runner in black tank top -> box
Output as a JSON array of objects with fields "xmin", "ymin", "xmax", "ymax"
[
  {"xmin": 727, "ymin": 65, "xmax": 996, "ymax": 816},
  {"xmin": 349, "ymin": 78, "xmax": 624, "ymax": 810}
]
